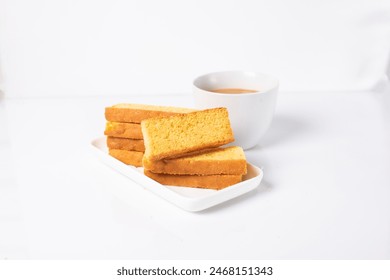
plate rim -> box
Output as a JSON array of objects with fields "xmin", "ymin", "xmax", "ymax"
[{"xmin": 91, "ymin": 137, "xmax": 263, "ymax": 211}]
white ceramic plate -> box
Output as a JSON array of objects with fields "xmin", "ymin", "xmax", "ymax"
[{"xmin": 91, "ymin": 137, "xmax": 263, "ymax": 211}]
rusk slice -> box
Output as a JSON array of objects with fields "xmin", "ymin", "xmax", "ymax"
[
  {"xmin": 107, "ymin": 137, "xmax": 145, "ymax": 152},
  {"xmin": 142, "ymin": 108, "xmax": 234, "ymax": 161},
  {"xmin": 144, "ymin": 170, "xmax": 242, "ymax": 190},
  {"xmin": 104, "ymin": 122, "xmax": 143, "ymax": 139},
  {"xmin": 143, "ymin": 146, "xmax": 247, "ymax": 175},
  {"xmin": 109, "ymin": 149, "xmax": 143, "ymax": 167},
  {"xmin": 105, "ymin": 103, "xmax": 195, "ymax": 123}
]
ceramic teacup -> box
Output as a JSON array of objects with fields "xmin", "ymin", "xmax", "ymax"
[{"xmin": 193, "ymin": 71, "xmax": 279, "ymax": 150}]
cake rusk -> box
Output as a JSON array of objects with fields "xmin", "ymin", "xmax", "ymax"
[
  {"xmin": 108, "ymin": 149, "xmax": 144, "ymax": 167},
  {"xmin": 105, "ymin": 103, "xmax": 196, "ymax": 123},
  {"xmin": 141, "ymin": 108, "xmax": 234, "ymax": 161},
  {"xmin": 144, "ymin": 170, "xmax": 242, "ymax": 190},
  {"xmin": 107, "ymin": 137, "xmax": 145, "ymax": 152},
  {"xmin": 143, "ymin": 146, "xmax": 247, "ymax": 175},
  {"xmin": 105, "ymin": 121, "xmax": 143, "ymax": 139}
]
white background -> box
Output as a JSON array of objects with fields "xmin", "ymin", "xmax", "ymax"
[
  {"xmin": 0, "ymin": 0, "xmax": 390, "ymax": 261},
  {"xmin": 1, "ymin": 0, "xmax": 390, "ymax": 97}
]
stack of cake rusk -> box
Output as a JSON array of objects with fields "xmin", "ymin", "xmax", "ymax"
[
  {"xmin": 104, "ymin": 104, "xmax": 195, "ymax": 167},
  {"xmin": 105, "ymin": 104, "xmax": 247, "ymax": 190}
]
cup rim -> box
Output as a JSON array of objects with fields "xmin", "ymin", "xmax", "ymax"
[{"xmin": 193, "ymin": 70, "xmax": 279, "ymax": 96}]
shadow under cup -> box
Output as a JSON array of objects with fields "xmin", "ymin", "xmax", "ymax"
[{"xmin": 193, "ymin": 71, "xmax": 279, "ymax": 150}]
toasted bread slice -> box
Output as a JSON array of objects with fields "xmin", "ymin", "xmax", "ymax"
[
  {"xmin": 105, "ymin": 103, "xmax": 195, "ymax": 123},
  {"xmin": 143, "ymin": 146, "xmax": 246, "ymax": 175},
  {"xmin": 144, "ymin": 170, "xmax": 242, "ymax": 190},
  {"xmin": 107, "ymin": 137, "xmax": 145, "ymax": 152},
  {"xmin": 141, "ymin": 108, "xmax": 234, "ymax": 161},
  {"xmin": 104, "ymin": 121, "xmax": 143, "ymax": 139},
  {"xmin": 108, "ymin": 149, "xmax": 143, "ymax": 167}
]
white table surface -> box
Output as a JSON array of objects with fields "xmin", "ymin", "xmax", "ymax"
[{"xmin": 0, "ymin": 91, "xmax": 389, "ymax": 259}]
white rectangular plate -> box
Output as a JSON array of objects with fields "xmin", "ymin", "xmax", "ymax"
[{"xmin": 91, "ymin": 137, "xmax": 263, "ymax": 212}]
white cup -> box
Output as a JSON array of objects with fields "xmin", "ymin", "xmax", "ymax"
[{"xmin": 193, "ymin": 71, "xmax": 279, "ymax": 150}]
